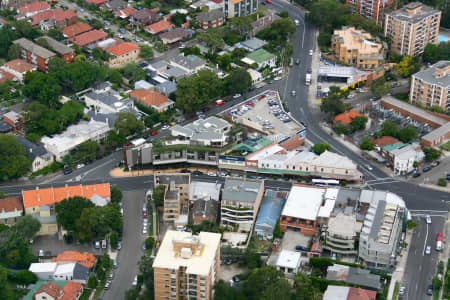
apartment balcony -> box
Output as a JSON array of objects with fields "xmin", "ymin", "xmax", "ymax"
[
  {"xmin": 221, "ymin": 216, "xmax": 253, "ymax": 224},
  {"xmin": 326, "ymin": 239, "xmax": 355, "ymax": 250},
  {"xmin": 327, "ymin": 234, "xmax": 355, "ymax": 243},
  {"xmin": 323, "ymin": 244, "xmax": 358, "ymax": 255},
  {"xmin": 221, "ymin": 206, "xmax": 252, "ymax": 213}
]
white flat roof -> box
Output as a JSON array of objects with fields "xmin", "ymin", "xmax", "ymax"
[
  {"xmin": 29, "ymin": 262, "xmax": 57, "ymax": 273},
  {"xmin": 281, "ymin": 186, "xmax": 325, "ymax": 220},
  {"xmin": 247, "ymin": 144, "xmax": 284, "ymax": 161},
  {"xmin": 325, "ymin": 188, "xmax": 339, "ymax": 200},
  {"xmin": 54, "ymin": 262, "xmax": 76, "ymax": 275},
  {"xmin": 318, "ymin": 199, "xmax": 335, "ymax": 218},
  {"xmin": 189, "ymin": 181, "xmax": 221, "ymax": 201},
  {"xmin": 276, "ymin": 250, "xmax": 301, "ymax": 269},
  {"xmin": 153, "ymin": 231, "xmax": 221, "ymax": 276}
]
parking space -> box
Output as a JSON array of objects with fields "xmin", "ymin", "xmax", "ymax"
[
  {"xmin": 31, "ymin": 234, "xmax": 107, "ymax": 258},
  {"xmin": 224, "ymin": 90, "xmax": 299, "ymax": 140},
  {"xmin": 220, "ymin": 264, "xmax": 245, "ymax": 282},
  {"xmin": 280, "ymin": 230, "xmax": 312, "ymax": 251}
]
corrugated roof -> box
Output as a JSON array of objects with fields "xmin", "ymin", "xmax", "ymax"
[{"xmin": 222, "ymin": 179, "xmax": 263, "ymax": 203}]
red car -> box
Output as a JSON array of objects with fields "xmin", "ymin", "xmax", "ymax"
[
  {"xmin": 143, "ymin": 211, "xmax": 147, "ymax": 218},
  {"xmin": 437, "ymin": 232, "xmax": 443, "ymax": 241},
  {"xmin": 216, "ymin": 99, "xmax": 224, "ymax": 106},
  {"xmin": 151, "ymin": 131, "xmax": 158, "ymax": 136},
  {"xmin": 266, "ymin": 0, "xmax": 272, "ymax": 4}
]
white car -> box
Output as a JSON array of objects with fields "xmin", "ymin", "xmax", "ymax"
[
  {"xmin": 309, "ymin": 49, "xmax": 313, "ymax": 55},
  {"xmin": 294, "ymin": 19, "xmax": 299, "ymax": 26},
  {"xmin": 366, "ymin": 164, "xmax": 373, "ymax": 171},
  {"xmin": 132, "ymin": 276, "xmax": 138, "ymax": 286},
  {"xmin": 76, "ymin": 163, "xmax": 85, "ymax": 169},
  {"xmin": 291, "ymin": 90, "xmax": 296, "ymax": 96},
  {"xmin": 274, "ymin": 76, "xmax": 281, "ymax": 81},
  {"xmin": 208, "ymin": 172, "xmax": 216, "ymax": 177},
  {"xmin": 425, "ymin": 245, "xmax": 431, "ymax": 255},
  {"xmin": 425, "ymin": 215, "xmax": 432, "ymax": 224},
  {"xmin": 233, "ymin": 94, "xmax": 241, "ymax": 98},
  {"xmin": 142, "ymin": 227, "xmax": 147, "ymax": 235},
  {"xmin": 161, "ymin": 125, "xmax": 170, "ymax": 130}
]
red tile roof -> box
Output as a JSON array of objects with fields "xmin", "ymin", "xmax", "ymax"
[
  {"xmin": 129, "ymin": 89, "xmax": 169, "ymax": 108},
  {"xmin": 35, "ymin": 282, "xmax": 63, "ymax": 299},
  {"xmin": 144, "ymin": 20, "xmax": 173, "ymax": 34},
  {"xmin": 31, "ymin": 8, "xmax": 77, "ymax": 25},
  {"xmin": 52, "ymin": 251, "xmax": 96, "ymax": 269},
  {"xmin": 334, "ymin": 110, "xmax": 365, "ymax": 125},
  {"xmin": 22, "ymin": 183, "xmax": 111, "ymax": 208},
  {"xmin": 116, "ymin": 7, "xmax": 137, "ymax": 18},
  {"xmin": 0, "ymin": 69, "xmax": 16, "ymax": 83},
  {"xmin": 106, "ymin": 42, "xmax": 140, "ymax": 57},
  {"xmin": 370, "ymin": 136, "xmax": 400, "ymax": 147},
  {"xmin": 0, "ymin": 196, "xmax": 23, "ymax": 213},
  {"xmin": 62, "ymin": 23, "xmax": 93, "ymax": 38},
  {"xmin": 159, "ymin": 28, "xmax": 189, "ymax": 42},
  {"xmin": 69, "ymin": 29, "xmax": 107, "ymax": 46},
  {"xmin": 85, "ymin": 0, "xmax": 108, "ymax": 5},
  {"xmin": 18, "ymin": 1, "xmax": 50, "ymax": 14},
  {"xmin": 0, "ymin": 17, "xmax": 8, "ymax": 25},
  {"xmin": 347, "ymin": 287, "xmax": 377, "ymax": 300},
  {"xmin": 61, "ymin": 281, "xmax": 82, "ymax": 300}
]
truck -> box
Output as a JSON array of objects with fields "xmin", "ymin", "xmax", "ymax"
[{"xmin": 305, "ymin": 73, "xmax": 311, "ymax": 85}]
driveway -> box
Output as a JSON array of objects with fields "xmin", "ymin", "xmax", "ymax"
[
  {"xmin": 31, "ymin": 234, "xmax": 106, "ymax": 258},
  {"xmin": 102, "ymin": 189, "xmax": 147, "ymax": 300}
]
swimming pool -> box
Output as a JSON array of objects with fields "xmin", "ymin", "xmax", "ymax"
[{"xmin": 438, "ymin": 34, "xmax": 450, "ymax": 43}]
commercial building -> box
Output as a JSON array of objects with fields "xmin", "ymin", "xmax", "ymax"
[
  {"xmin": 13, "ymin": 38, "xmax": 56, "ymax": 72},
  {"xmin": 0, "ymin": 196, "xmax": 23, "ymax": 225},
  {"xmin": 324, "ymin": 213, "xmax": 361, "ymax": 256},
  {"xmin": 15, "ymin": 135, "xmax": 54, "ymax": 173},
  {"xmin": 129, "ymin": 89, "xmax": 175, "ymax": 112},
  {"xmin": 421, "ymin": 122, "xmax": 450, "ymax": 147},
  {"xmin": 331, "ymin": 27, "xmax": 384, "ymax": 70},
  {"xmin": 196, "ymin": 9, "xmax": 224, "ymax": 29},
  {"xmin": 346, "ymin": 0, "xmax": 394, "ymax": 25},
  {"xmin": 153, "ymin": 231, "xmax": 221, "ymax": 300},
  {"xmin": 323, "ymin": 285, "xmax": 377, "ymax": 300},
  {"xmin": 41, "ymin": 119, "xmax": 110, "ymax": 161},
  {"xmin": 358, "ymin": 190, "xmax": 405, "ymax": 270},
  {"xmin": 1, "ymin": 58, "xmax": 36, "ymax": 83},
  {"xmin": 410, "ymin": 61, "xmax": 450, "ymax": 111},
  {"xmin": 384, "ymin": 2, "xmax": 441, "ymax": 56},
  {"xmin": 386, "ymin": 143, "xmax": 424, "ymax": 174},
  {"xmin": 221, "ymin": 178, "xmax": 264, "ymax": 230},
  {"xmin": 38, "ymin": 36, "xmax": 75, "ymax": 63},
  {"xmin": 242, "ymin": 49, "xmax": 276, "ymax": 69},
  {"xmin": 106, "ymin": 42, "xmax": 140, "ymax": 68},
  {"xmin": 154, "ymin": 173, "xmax": 190, "ymax": 222},
  {"xmin": 255, "ymin": 190, "xmax": 288, "ymax": 239},
  {"xmin": 223, "ymin": 0, "xmax": 258, "ymax": 18}
]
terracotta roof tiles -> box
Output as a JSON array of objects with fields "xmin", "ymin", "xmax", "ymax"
[
  {"xmin": 371, "ymin": 136, "xmax": 400, "ymax": 147},
  {"xmin": 116, "ymin": 7, "xmax": 137, "ymax": 18},
  {"xmin": 4, "ymin": 59, "xmax": 36, "ymax": 73},
  {"xmin": 52, "ymin": 251, "xmax": 96, "ymax": 269},
  {"xmin": 334, "ymin": 110, "xmax": 365, "ymax": 125},
  {"xmin": 18, "ymin": 1, "xmax": 50, "ymax": 14},
  {"xmin": 144, "ymin": 20, "xmax": 173, "ymax": 34},
  {"xmin": 106, "ymin": 42, "xmax": 140, "ymax": 57},
  {"xmin": 62, "ymin": 23, "xmax": 93, "ymax": 38},
  {"xmin": 35, "ymin": 282, "xmax": 63, "ymax": 299},
  {"xmin": 347, "ymin": 287, "xmax": 377, "ymax": 300},
  {"xmin": 60, "ymin": 281, "xmax": 82, "ymax": 300},
  {"xmin": 0, "ymin": 196, "xmax": 23, "ymax": 213},
  {"xmin": 69, "ymin": 29, "xmax": 107, "ymax": 46},
  {"xmin": 129, "ymin": 89, "xmax": 169, "ymax": 107}
]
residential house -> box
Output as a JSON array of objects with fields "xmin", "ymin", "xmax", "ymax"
[
  {"xmin": 53, "ymin": 262, "xmax": 90, "ymax": 284},
  {"xmin": 247, "ymin": 68, "xmax": 262, "ymax": 84},
  {"xmin": 85, "ymin": 0, "xmax": 108, "ymax": 6},
  {"xmin": 15, "ymin": 135, "xmax": 54, "ymax": 173},
  {"xmin": 52, "ymin": 251, "xmax": 96, "ymax": 269},
  {"xmin": 13, "ymin": 38, "xmax": 56, "ymax": 72},
  {"xmin": 102, "ymin": 0, "xmax": 127, "ymax": 11},
  {"xmin": 153, "ymin": 231, "xmax": 221, "ymax": 300},
  {"xmin": 384, "ymin": 2, "xmax": 441, "ymax": 56},
  {"xmin": 144, "ymin": 20, "xmax": 173, "ymax": 35},
  {"xmin": 326, "ymin": 264, "xmax": 381, "ymax": 290},
  {"xmin": 242, "ymin": 49, "xmax": 276, "ymax": 69},
  {"xmin": 134, "ymin": 79, "xmax": 154, "ymax": 90},
  {"xmin": 155, "ymin": 80, "xmax": 177, "ymax": 95},
  {"xmin": 115, "ymin": 7, "xmax": 137, "ymax": 19},
  {"xmin": 30, "ymin": 8, "xmax": 77, "ymax": 31},
  {"xmin": 371, "ymin": 136, "xmax": 400, "ymax": 150},
  {"xmin": 220, "ymin": 178, "xmax": 264, "ymax": 230},
  {"xmin": 3, "ymin": 111, "xmax": 23, "ymax": 132},
  {"xmin": 0, "ymin": 196, "xmax": 23, "ymax": 225},
  {"xmin": 130, "ymin": 8, "xmax": 161, "ymax": 27},
  {"xmin": 62, "ymin": 23, "xmax": 93, "ymax": 38},
  {"xmin": 333, "ymin": 110, "xmax": 365, "ymax": 125},
  {"xmin": 223, "ymin": 0, "xmax": 257, "ymax": 18},
  {"xmin": 346, "ymin": 0, "xmax": 394, "ymax": 25},
  {"xmin": 106, "ymin": 42, "xmax": 140, "ymax": 68},
  {"xmin": 24, "ymin": 280, "xmax": 83, "ymax": 300},
  {"xmin": 169, "ymin": 54, "xmax": 206, "ymax": 75},
  {"xmin": 38, "ymin": 36, "xmax": 75, "ymax": 63},
  {"xmin": 386, "ymin": 143, "xmax": 424, "ymax": 174},
  {"xmin": 84, "ymin": 91, "xmax": 137, "ymax": 115},
  {"xmin": 189, "ymin": 0, "xmax": 224, "ymax": 11},
  {"xmin": 129, "ymin": 88, "xmax": 175, "ymax": 112},
  {"xmin": 196, "ymin": 9, "xmax": 224, "ymax": 29},
  {"xmin": 159, "ymin": 28, "xmax": 190, "ymax": 44},
  {"xmin": 274, "ymin": 250, "xmax": 302, "ymax": 275},
  {"xmin": 69, "ymin": 29, "xmax": 108, "ymax": 48},
  {"xmin": 96, "ymin": 38, "xmax": 121, "ymax": 51},
  {"xmin": 1, "ymin": 58, "xmax": 36, "ymax": 83},
  {"xmin": 29, "ymin": 263, "xmax": 58, "ymax": 280},
  {"xmin": 255, "ymin": 189, "xmax": 287, "ymax": 239},
  {"xmin": 323, "ymin": 285, "xmax": 377, "ymax": 300},
  {"xmin": 22, "ymin": 183, "xmax": 111, "ymax": 235},
  {"xmin": 331, "ymin": 26, "xmax": 384, "ymax": 70},
  {"xmin": 41, "ymin": 119, "xmax": 110, "ymax": 161},
  {"xmin": 190, "ymin": 181, "xmax": 221, "ymax": 224},
  {"xmin": 0, "ymin": 69, "xmax": 16, "ymax": 83},
  {"xmin": 236, "ymin": 37, "xmax": 266, "ymax": 52},
  {"xmin": 1, "ymin": 0, "xmax": 35, "ymax": 10},
  {"xmin": 16, "ymin": 1, "xmax": 50, "ymax": 18}
]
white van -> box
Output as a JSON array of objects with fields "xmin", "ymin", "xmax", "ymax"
[{"xmin": 436, "ymin": 240, "xmax": 442, "ymax": 251}]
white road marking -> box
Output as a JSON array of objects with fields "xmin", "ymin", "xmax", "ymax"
[{"xmin": 423, "ymin": 223, "xmax": 429, "ymax": 256}]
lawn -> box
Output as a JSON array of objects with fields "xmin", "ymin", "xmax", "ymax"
[{"xmin": 440, "ymin": 141, "xmax": 450, "ymax": 152}]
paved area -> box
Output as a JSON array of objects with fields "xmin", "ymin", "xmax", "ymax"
[
  {"xmin": 31, "ymin": 234, "xmax": 107, "ymax": 258},
  {"xmin": 220, "ymin": 264, "xmax": 245, "ymax": 282},
  {"xmin": 280, "ymin": 230, "xmax": 311, "ymax": 251}
]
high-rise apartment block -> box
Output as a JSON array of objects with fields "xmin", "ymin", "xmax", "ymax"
[
  {"xmin": 223, "ymin": 0, "xmax": 258, "ymax": 18},
  {"xmin": 384, "ymin": 2, "xmax": 441, "ymax": 56},
  {"xmin": 346, "ymin": 0, "xmax": 394, "ymax": 24},
  {"xmin": 410, "ymin": 61, "xmax": 450, "ymax": 111},
  {"xmin": 153, "ymin": 231, "xmax": 221, "ymax": 300}
]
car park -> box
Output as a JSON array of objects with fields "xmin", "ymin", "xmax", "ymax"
[{"xmin": 426, "ymin": 215, "xmax": 432, "ymax": 224}]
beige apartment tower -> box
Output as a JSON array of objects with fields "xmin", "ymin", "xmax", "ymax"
[
  {"xmin": 331, "ymin": 26, "xmax": 384, "ymax": 70},
  {"xmin": 410, "ymin": 61, "xmax": 450, "ymax": 111},
  {"xmin": 153, "ymin": 231, "xmax": 221, "ymax": 300},
  {"xmin": 384, "ymin": 2, "xmax": 441, "ymax": 56}
]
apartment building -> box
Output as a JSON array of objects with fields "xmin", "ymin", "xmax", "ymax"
[
  {"xmin": 331, "ymin": 26, "xmax": 384, "ymax": 70},
  {"xmin": 223, "ymin": 0, "xmax": 258, "ymax": 18},
  {"xmin": 1, "ymin": 59, "xmax": 36, "ymax": 83},
  {"xmin": 220, "ymin": 179, "xmax": 264, "ymax": 230},
  {"xmin": 38, "ymin": 36, "xmax": 75, "ymax": 63},
  {"xmin": 153, "ymin": 231, "xmax": 221, "ymax": 300},
  {"xmin": 410, "ymin": 61, "xmax": 450, "ymax": 111},
  {"xmin": 346, "ymin": 0, "xmax": 394, "ymax": 25},
  {"xmin": 384, "ymin": 2, "xmax": 441, "ymax": 56},
  {"xmin": 154, "ymin": 173, "xmax": 190, "ymax": 222},
  {"xmin": 196, "ymin": 9, "xmax": 224, "ymax": 29},
  {"xmin": 106, "ymin": 42, "xmax": 140, "ymax": 68},
  {"xmin": 358, "ymin": 190, "xmax": 405, "ymax": 270},
  {"xmin": 13, "ymin": 38, "xmax": 56, "ymax": 72}
]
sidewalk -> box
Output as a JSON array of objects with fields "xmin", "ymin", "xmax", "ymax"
[
  {"xmin": 110, "ymin": 167, "xmax": 214, "ymax": 178},
  {"xmin": 439, "ymin": 213, "xmax": 450, "ymax": 299},
  {"xmin": 387, "ymin": 230, "xmax": 413, "ymax": 300}
]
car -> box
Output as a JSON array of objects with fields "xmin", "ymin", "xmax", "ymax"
[
  {"xmin": 260, "ymin": 1, "xmax": 266, "ymax": 5},
  {"xmin": 151, "ymin": 130, "xmax": 158, "ymax": 136},
  {"xmin": 266, "ymin": 0, "xmax": 271, "ymax": 3},
  {"xmin": 425, "ymin": 245, "xmax": 431, "ymax": 255},
  {"xmin": 120, "ymin": 208, "xmax": 124, "ymax": 217},
  {"xmin": 232, "ymin": 276, "xmax": 240, "ymax": 283},
  {"xmin": 117, "ymin": 242, "xmax": 122, "ymax": 250},
  {"xmin": 413, "ymin": 172, "xmax": 421, "ymax": 178},
  {"xmin": 225, "ymin": 259, "xmax": 232, "ymax": 265},
  {"xmin": 291, "ymin": 90, "xmax": 296, "ymax": 96},
  {"xmin": 109, "ymin": 272, "xmax": 114, "ymax": 280},
  {"xmin": 76, "ymin": 163, "xmax": 85, "ymax": 169},
  {"xmin": 176, "ymin": 225, "xmax": 186, "ymax": 231},
  {"xmin": 39, "ymin": 249, "xmax": 44, "ymax": 257},
  {"xmin": 132, "ymin": 276, "xmax": 138, "ymax": 286},
  {"xmin": 101, "ymin": 239, "xmax": 107, "ymax": 249},
  {"xmin": 142, "ymin": 241, "xmax": 147, "ymax": 251},
  {"xmin": 143, "ymin": 211, "xmax": 147, "ymax": 218},
  {"xmin": 233, "ymin": 94, "xmax": 241, "ymax": 98},
  {"xmin": 426, "ymin": 215, "xmax": 432, "ymax": 224},
  {"xmin": 274, "ymin": 76, "xmax": 281, "ymax": 81},
  {"xmin": 161, "ymin": 125, "xmax": 170, "ymax": 130},
  {"xmin": 331, "ymin": 253, "xmax": 337, "ymax": 260},
  {"xmin": 216, "ymin": 99, "xmax": 224, "ymax": 106},
  {"xmin": 423, "ymin": 166, "xmax": 431, "ymax": 172},
  {"xmin": 426, "ymin": 284, "xmax": 433, "ymax": 295},
  {"xmin": 180, "ymin": 169, "xmax": 191, "ymax": 173},
  {"xmin": 118, "ymin": 33, "xmax": 124, "ymax": 39},
  {"xmin": 399, "ymin": 286, "xmax": 406, "ymax": 296},
  {"xmin": 366, "ymin": 165, "xmax": 373, "ymax": 171},
  {"xmin": 295, "ymin": 58, "xmax": 300, "ymax": 64},
  {"xmin": 208, "ymin": 172, "xmax": 216, "ymax": 177},
  {"xmin": 104, "ymin": 281, "xmax": 111, "ymax": 290},
  {"xmin": 142, "ymin": 227, "xmax": 148, "ymax": 235},
  {"xmin": 94, "ymin": 241, "xmax": 101, "ymax": 249},
  {"xmin": 198, "ymin": 114, "xmax": 206, "ymax": 119},
  {"xmin": 294, "ymin": 19, "xmax": 300, "ymax": 26},
  {"xmin": 447, "ymin": 173, "xmax": 450, "ymax": 180},
  {"xmin": 139, "ymin": 61, "xmax": 149, "ymax": 68},
  {"xmin": 295, "ymin": 245, "xmax": 308, "ymax": 251},
  {"xmin": 431, "ymin": 161, "xmax": 440, "ymax": 167},
  {"xmin": 309, "ymin": 49, "xmax": 313, "ymax": 55},
  {"xmin": 437, "ymin": 232, "xmax": 443, "ymax": 239},
  {"xmin": 113, "ymin": 260, "xmax": 119, "ymax": 269},
  {"xmin": 192, "ymin": 170, "xmax": 203, "ymax": 176},
  {"xmin": 63, "ymin": 169, "xmax": 73, "ymax": 175}
]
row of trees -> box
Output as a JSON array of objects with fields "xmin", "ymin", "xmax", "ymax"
[
  {"xmin": 423, "ymin": 42, "xmax": 450, "ymax": 64},
  {"xmin": 377, "ymin": 121, "xmax": 418, "ymax": 143}
]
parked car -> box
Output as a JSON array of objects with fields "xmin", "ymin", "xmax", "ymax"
[
  {"xmin": 426, "ymin": 215, "xmax": 432, "ymax": 224},
  {"xmin": 295, "ymin": 245, "xmax": 308, "ymax": 251},
  {"xmin": 366, "ymin": 164, "xmax": 373, "ymax": 171},
  {"xmin": 104, "ymin": 281, "xmax": 111, "ymax": 290},
  {"xmin": 431, "ymin": 161, "xmax": 440, "ymax": 167},
  {"xmin": 76, "ymin": 164, "xmax": 85, "ymax": 169},
  {"xmin": 142, "ymin": 227, "xmax": 148, "ymax": 235},
  {"xmin": 39, "ymin": 249, "xmax": 44, "ymax": 257},
  {"xmin": 233, "ymin": 94, "xmax": 241, "ymax": 98},
  {"xmin": 101, "ymin": 239, "xmax": 107, "ymax": 249},
  {"xmin": 216, "ymin": 99, "xmax": 224, "ymax": 106},
  {"xmin": 399, "ymin": 286, "xmax": 406, "ymax": 296},
  {"xmin": 291, "ymin": 90, "xmax": 296, "ymax": 96},
  {"xmin": 151, "ymin": 130, "xmax": 158, "ymax": 136},
  {"xmin": 132, "ymin": 276, "xmax": 138, "ymax": 286},
  {"xmin": 113, "ymin": 260, "xmax": 119, "ymax": 269},
  {"xmin": 192, "ymin": 170, "xmax": 203, "ymax": 176},
  {"xmin": 108, "ymin": 272, "xmax": 114, "ymax": 280},
  {"xmin": 63, "ymin": 169, "xmax": 73, "ymax": 175},
  {"xmin": 423, "ymin": 166, "xmax": 431, "ymax": 172},
  {"xmin": 94, "ymin": 241, "xmax": 101, "ymax": 249},
  {"xmin": 232, "ymin": 276, "xmax": 240, "ymax": 283},
  {"xmin": 161, "ymin": 125, "xmax": 170, "ymax": 130},
  {"xmin": 117, "ymin": 241, "xmax": 122, "ymax": 250},
  {"xmin": 426, "ymin": 285, "xmax": 433, "ymax": 295},
  {"xmin": 413, "ymin": 172, "xmax": 421, "ymax": 178},
  {"xmin": 309, "ymin": 49, "xmax": 313, "ymax": 55}
]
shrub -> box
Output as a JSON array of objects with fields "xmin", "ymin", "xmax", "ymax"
[{"xmin": 438, "ymin": 178, "xmax": 448, "ymax": 187}]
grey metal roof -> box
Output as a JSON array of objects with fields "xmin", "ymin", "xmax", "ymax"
[
  {"xmin": 157, "ymin": 174, "xmax": 190, "ymax": 185},
  {"xmin": 190, "ymin": 181, "xmax": 221, "ymax": 201},
  {"xmin": 193, "ymin": 199, "xmax": 219, "ymax": 218},
  {"xmin": 422, "ymin": 122, "xmax": 450, "ymax": 142},
  {"xmin": 170, "ymin": 54, "xmax": 206, "ymax": 71},
  {"xmin": 347, "ymin": 267, "xmax": 381, "ymax": 290},
  {"xmin": 196, "ymin": 9, "xmax": 223, "ymax": 23},
  {"xmin": 73, "ymin": 263, "xmax": 90, "ymax": 281},
  {"xmin": 222, "ymin": 179, "xmax": 262, "ymax": 203},
  {"xmin": 165, "ymin": 66, "xmax": 187, "ymax": 78},
  {"xmin": 156, "ymin": 80, "xmax": 177, "ymax": 95},
  {"xmin": 413, "ymin": 61, "xmax": 450, "ymax": 88},
  {"xmin": 87, "ymin": 111, "xmax": 117, "ymax": 128},
  {"xmin": 165, "ymin": 190, "xmax": 179, "ymax": 200},
  {"xmin": 38, "ymin": 36, "xmax": 73, "ymax": 55},
  {"xmin": 15, "ymin": 135, "xmax": 49, "ymax": 160},
  {"xmin": 335, "ymin": 188, "xmax": 361, "ymax": 207},
  {"xmin": 387, "ymin": 2, "xmax": 440, "ymax": 23},
  {"xmin": 13, "ymin": 38, "xmax": 56, "ymax": 59},
  {"xmin": 241, "ymin": 38, "xmax": 266, "ymax": 51},
  {"xmin": 173, "ymin": 116, "xmax": 230, "ymax": 141}
]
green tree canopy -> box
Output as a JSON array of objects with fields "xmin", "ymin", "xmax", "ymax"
[
  {"xmin": 313, "ymin": 143, "xmax": 331, "ymax": 155},
  {"xmin": 397, "ymin": 127, "xmax": 418, "ymax": 143},
  {"xmin": 114, "ymin": 112, "xmax": 144, "ymax": 138},
  {"xmin": 75, "ymin": 205, "xmax": 122, "ymax": 242},
  {"xmin": 139, "ymin": 44, "xmax": 154, "ymax": 59},
  {"xmin": 0, "ymin": 135, "xmax": 31, "ymax": 180},
  {"xmin": 12, "ymin": 215, "xmax": 41, "ymax": 240},
  {"xmin": 23, "ymin": 72, "xmax": 62, "ymax": 108},
  {"xmin": 111, "ymin": 186, "xmax": 123, "ymax": 204},
  {"xmin": 256, "ymin": 18, "xmax": 296, "ymax": 49},
  {"xmin": 47, "ymin": 28, "xmax": 64, "ymax": 41},
  {"xmin": 48, "ymin": 57, "xmax": 66, "ymax": 73},
  {"xmin": 109, "ymin": 69, "xmax": 123, "ymax": 85},
  {"xmin": 171, "ymin": 12, "xmax": 187, "ymax": 27},
  {"xmin": 226, "ymin": 68, "xmax": 252, "ymax": 95},
  {"xmin": 380, "ymin": 121, "xmax": 398, "ymax": 137},
  {"xmin": 370, "ymin": 77, "xmax": 391, "ymax": 99},
  {"xmin": 72, "ymin": 140, "xmax": 102, "ymax": 163},
  {"xmin": 350, "ymin": 116, "xmax": 368, "ymax": 132},
  {"xmin": 7, "ymin": 44, "xmax": 21, "ymax": 60},
  {"xmin": 395, "ymin": 56, "xmax": 421, "ymax": 77},
  {"xmin": 56, "ymin": 196, "xmax": 95, "ymax": 231}
]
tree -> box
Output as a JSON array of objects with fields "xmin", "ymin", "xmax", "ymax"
[
  {"xmin": 350, "ymin": 116, "xmax": 368, "ymax": 132},
  {"xmin": 114, "ymin": 112, "xmax": 144, "ymax": 138},
  {"xmin": 313, "ymin": 143, "xmax": 331, "ymax": 155},
  {"xmin": 360, "ymin": 137, "xmax": 374, "ymax": 150},
  {"xmin": 12, "ymin": 215, "xmax": 41, "ymax": 240},
  {"xmin": 139, "ymin": 44, "xmax": 154, "ymax": 59},
  {"xmin": 438, "ymin": 178, "xmax": 447, "ymax": 187},
  {"xmin": 198, "ymin": 31, "xmax": 224, "ymax": 52},
  {"xmin": 217, "ymin": 53, "xmax": 232, "ymax": 70},
  {"xmin": 47, "ymin": 28, "xmax": 64, "ymax": 41},
  {"xmin": 121, "ymin": 63, "xmax": 146, "ymax": 82},
  {"xmin": 320, "ymin": 93, "xmax": 346, "ymax": 118},
  {"xmin": 0, "ymin": 191, "xmax": 5, "ymax": 199},
  {"xmin": 273, "ymin": 220, "xmax": 281, "ymax": 238},
  {"xmin": 262, "ymin": 278, "xmax": 292, "ymax": 300},
  {"xmin": 228, "ymin": 15, "xmax": 253, "ymax": 39},
  {"xmin": 152, "ymin": 185, "xmax": 165, "ymax": 207},
  {"xmin": 110, "ymin": 231, "xmax": 119, "ymax": 249},
  {"xmin": 0, "ymin": 266, "xmax": 13, "ymax": 299},
  {"xmin": 395, "ymin": 56, "xmax": 421, "ymax": 77},
  {"xmin": 214, "ymin": 280, "xmax": 244, "ymax": 300},
  {"xmin": 257, "ymin": 18, "xmax": 296, "ymax": 49},
  {"xmin": 75, "ymin": 205, "xmax": 122, "ymax": 242},
  {"xmin": 397, "ymin": 127, "xmax": 418, "ymax": 143},
  {"xmin": 48, "ymin": 57, "xmax": 66, "ymax": 73},
  {"xmin": 243, "ymin": 266, "xmax": 284, "ymax": 300},
  {"xmin": 23, "ymin": 72, "xmax": 62, "ymax": 108},
  {"xmin": 10, "ymin": 270, "xmax": 37, "ymax": 285},
  {"xmin": 56, "ymin": 196, "xmax": 95, "ymax": 232},
  {"xmin": 370, "ymin": 77, "xmax": 391, "ymax": 99},
  {"xmin": 171, "ymin": 12, "xmax": 187, "ymax": 27},
  {"xmin": 423, "ymin": 147, "xmax": 441, "ymax": 162},
  {"xmin": 109, "ymin": 69, "xmax": 123, "ymax": 85},
  {"xmin": 7, "ymin": 44, "xmax": 21, "ymax": 60},
  {"xmin": 294, "ymin": 272, "xmax": 321, "ymax": 300},
  {"xmin": 87, "ymin": 275, "xmax": 98, "ymax": 289},
  {"xmin": 145, "ymin": 236, "xmax": 155, "ymax": 250},
  {"xmin": 226, "ymin": 68, "xmax": 252, "ymax": 94},
  {"xmin": 0, "ymin": 135, "xmax": 31, "ymax": 181},
  {"xmin": 241, "ymin": 248, "xmax": 261, "ymax": 270},
  {"xmin": 89, "ymin": 18, "xmax": 103, "ymax": 29},
  {"xmin": 380, "ymin": 121, "xmax": 398, "ymax": 137},
  {"xmin": 423, "ymin": 43, "xmax": 439, "ymax": 63},
  {"xmin": 111, "ymin": 186, "xmax": 123, "ymax": 204},
  {"xmin": 72, "ymin": 140, "xmax": 101, "ymax": 163}
]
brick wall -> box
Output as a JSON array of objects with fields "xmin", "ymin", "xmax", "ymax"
[{"xmin": 279, "ymin": 133, "xmax": 305, "ymax": 150}]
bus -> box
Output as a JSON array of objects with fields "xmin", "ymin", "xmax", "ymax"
[{"xmin": 312, "ymin": 179, "xmax": 340, "ymax": 186}]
